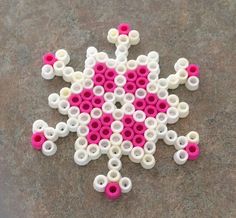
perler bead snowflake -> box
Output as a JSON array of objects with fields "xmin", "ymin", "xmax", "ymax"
[{"xmin": 31, "ymin": 23, "xmax": 201, "ymax": 200}]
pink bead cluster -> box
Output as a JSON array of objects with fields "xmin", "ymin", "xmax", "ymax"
[{"xmin": 31, "ymin": 23, "xmax": 201, "ymax": 200}]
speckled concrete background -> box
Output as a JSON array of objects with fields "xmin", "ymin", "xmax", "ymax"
[{"xmin": 0, "ymin": 0, "xmax": 236, "ymax": 217}]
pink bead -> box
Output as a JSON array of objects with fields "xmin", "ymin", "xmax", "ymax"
[
  {"xmin": 144, "ymin": 105, "xmax": 158, "ymax": 118},
  {"xmin": 81, "ymin": 89, "xmax": 94, "ymax": 101},
  {"xmin": 88, "ymin": 119, "xmax": 102, "ymax": 132},
  {"xmin": 186, "ymin": 64, "xmax": 200, "ymax": 77},
  {"xmin": 136, "ymin": 77, "xmax": 148, "ymax": 89},
  {"xmin": 42, "ymin": 52, "xmax": 57, "ymax": 66},
  {"xmin": 146, "ymin": 93, "xmax": 158, "ymax": 105},
  {"xmin": 93, "ymin": 74, "xmax": 105, "ymax": 86},
  {"xmin": 100, "ymin": 114, "xmax": 114, "ymax": 126},
  {"xmin": 136, "ymin": 65, "xmax": 149, "ymax": 77},
  {"xmin": 105, "ymin": 68, "xmax": 117, "ymax": 81},
  {"xmin": 80, "ymin": 101, "xmax": 93, "ymax": 113},
  {"xmin": 132, "ymin": 134, "xmax": 146, "ymax": 147},
  {"xmin": 122, "ymin": 127, "xmax": 134, "ymax": 141},
  {"xmin": 99, "ymin": 126, "xmax": 112, "ymax": 139},
  {"xmin": 68, "ymin": 94, "xmax": 82, "ymax": 107},
  {"xmin": 87, "ymin": 131, "xmax": 101, "ymax": 144},
  {"xmin": 105, "ymin": 182, "xmax": 121, "ymax": 200},
  {"xmin": 185, "ymin": 143, "xmax": 200, "ymax": 160},
  {"xmin": 117, "ymin": 23, "xmax": 131, "ymax": 35},
  {"xmin": 125, "ymin": 70, "xmax": 137, "ymax": 82},
  {"xmin": 94, "ymin": 62, "xmax": 107, "ymax": 74},
  {"xmin": 124, "ymin": 82, "xmax": 136, "ymax": 94},
  {"xmin": 133, "ymin": 122, "xmax": 146, "ymax": 135},
  {"xmin": 92, "ymin": 96, "xmax": 104, "ymax": 108},
  {"xmin": 133, "ymin": 99, "xmax": 146, "ymax": 110},
  {"xmin": 31, "ymin": 132, "xmax": 46, "ymax": 150},
  {"xmin": 122, "ymin": 115, "xmax": 135, "ymax": 127},
  {"xmin": 156, "ymin": 99, "xmax": 169, "ymax": 113},
  {"xmin": 104, "ymin": 81, "xmax": 116, "ymax": 92}
]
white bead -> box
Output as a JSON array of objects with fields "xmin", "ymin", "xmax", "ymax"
[
  {"xmin": 116, "ymin": 55, "xmax": 127, "ymax": 64},
  {"xmin": 93, "ymin": 85, "xmax": 105, "ymax": 96},
  {"xmin": 174, "ymin": 136, "xmax": 188, "ymax": 150},
  {"xmin": 114, "ymin": 87, "xmax": 125, "ymax": 103},
  {"xmin": 71, "ymin": 71, "xmax": 84, "ymax": 83},
  {"xmin": 128, "ymin": 30, "xmax": 140, "ymax": 45},
  {"xmin": 186, "ymin": 131, "xmax": 199, "ymax": 144},
  {"xmin": 104, "ymin": 92, "xmax": 116, "ymax": 103},
  {"xmin": 156, "ymin": 112, "xmax": 168, "ymax": 125},
  {"xmin": 115, "ymin": 63, "xmax": 127, "ymax": 75},
  {"xmin": 148, "ymin": 72, "xmax": 159, "ymax": 83},
  {"xmin": 78, "ymin": 113, "xmax": 91, "ymax": 125},
  {"xmin": 111, "ymin": 121, "xmax": 124, "ymax": 133},
  {"xmin": 77, "ymin": 125, "xmax": 89, "ymax": 137},
  {"xmin": 83, "ymin": 78, "xmax": 94, "ymax": 89},
  {"xmin": 53, "ymin": 61, "xmax": 65, "ymax": 76},
  {"xmin": 83, "ymin": 68, "xmax": 95, "ymax": 79},
  {"xmin": 126, "ymin": 60, "xmax": 138, "ymax": 70},
  {"xmin": 110, "ymin": 134, "xmax": 123, "ymax": 147},
  {"xmin": 122, "ymin": 103, "xmax": 135, "ymax": 115},
  {"xmin": 102, "ymin": 102, "xmax": 115, "ymax": 114},
  {"xmin": 115, "ymin": 44, "xmax": 128, "ymax": 57},
  {"xmin": 112, "ymin": 109, "xmax": 124, "ymax": 121},
  {"xmin": 177, "ymin": 102, "xmax": 189, "ymax": 118},
  {"xmin": 156, "ymin": 124, "xmax": 168, "ymax": 139},
  {"xmin": 99, "ymin": 139, "xmax": 111, "ymax": 154},
  {"xmin": 119, "ymin": 177, "xmax": 132, "ymax": 193},
  {"xmin": 55, "ymin": 49, "xmax": 70, "ymax": 65},
  {"xmin": 141, "ymin": 154, "xmax": 155, "ymax": 169},
  {"xmin": 121, "ymin": 140, "xmax": 133, "ymax": 155},
  {"xmin": 71, "ymin": 82, "xmax": 83, "ymax": 94},
  {"xmin": 173, "ymin": 150, "xmax": 188, "ymax": 165},
  {"xmin": 147, "ymin": 61, "xmax": 160, "ymax": 74},
  {"xmin": 177, "ymin": 69, "xmax": 188, "ymax": 84},
  {"xmin": 87, "ymin": 144, "xmax": 101, "ymax": 160},
  {"xmin": 95, "ymin": 52, "xmax": 108, "ymax": 63},
  {"xmin": 59, "ymin": 87, "xmax": 71, "ymax": 100},
  {"xmin": 55, "ymin": 122, "xmax": 69, "ymax": 137},
  {"xmin": 68, "ymin": 106, "xmax": 80, "ymax": 118},
  {"xmin": 146, "ymin": 82, "xmax": 158, "ymax": 93},
  {"xmin": 157, "ymin": 78, "xmax": 168, "ymax": 90},
  {"xmin": 185, "ymin": 76, "xmax": 199, "ymax": 91},
  {"xmin": 137, "ymin": 55, "xmax": 148, "ymax": 65},
  {"xmin": 67, "ymin": 117, "xmax": 79, "ymax": 132},
  {"xmin": 145, "ymin": 117, "xmax": 157, "ymax": 129},
  {"xmin": 93, "ymin": 175, "xmax": 108, "ymax": 192},
  {"xmin": 75, "ymin": 137, "xmax": 88, "ymax": 150},
  {"xmin": 74, "ymin": 149, "xmax": 90, "ymax": 166},
  {"xmin": 144, "ymin": 141, "xmax": 156, "ymax": 155},
  {"xmin": 147, "ymin": 51, "xmax": 159, "ymax": 63},
  {"xmin": 135, "ymin": 88, "xmax": 147, "ymax": 99},
  {"xmin": 108, "ymin": 157, "xmax": 122, "ymax": 171},
  {"xmin": 157, "ymin": 88, "xmax": 169, "ymax": 99},
  {"xmin": 44, "ymin": 127, "xmax": 58, "ymax": 142},
  {"xmin": 85, "ymin": 56, "xmax": 96, "ymax": 68},
  {"xmin": 129, "ymin": 147, "xmax": 144, "ymax": 163},
  {"xmin": 124, "ymin": 93, "xmax": 135, "ymax": 104},
  {"xmin": 107, "ymin": 169, "xmax": 121, "ymax": 182},
  {"xmin": 41, "ymin": 64, "xmax": 55, "ymax": 80},
  {"xmin": 133, "ymin": 110, "xmax": 146, "ymax": 122},
  {"xmin": 167, "ymin": 107, "xmax": 179, "ymax": 124},
  {"xmin": 58, "ymin": 99, "xmax": 70, "ymax": 115},
  {"xmin": 117, "ymin": 34, "xmax": 130, "ymax": 47},
  {"xmin": 86, "ymin": 46, "xmax": 98, "ymax": 58},
  {"xmin": 167, "ymin": 74, "xmax": 180, "ymax": 89},
  {"xmin": 42, "ymin": 141, "xmax": 57, "ymax": 156},
  {"xmin": 62, "ymin": 66, "xmax": 74, "ymax": 83},
  {"xmin": 90, "ymin": 108, "xmax": 102, "ymax": 119},
  {"xmin": 107, "ymin": 28, "xmax": 119, "ymax": 44},
  {"xmin": 106, "ymin": 58, "xmax": 117, "ymax": 68},
  {"xmin": 164, "ymin": 130, "xmax": 178, "ymax": 145},
  {"xmin": 144, "ymin": 129, "xmax": 157, "ymax": 142},
  {"xmin": 174, "ymin": 58, "xmax": 189, "ymax": 72},
  {"xmin": 167, "ymin": 94, "xmax": 179, "ymax": 107},
  {"xmin": 32, "ymin": 119, "xmax": 48, "ymax": 133},
  {"xmin": 108, "ymin": 145, "xmax": 122, "ymax": 159},
  {"xmin": 114, "ymin": 75, "xmax": 126, "ymax": 87},
  {"xmin": 48, "ymin": 93, "xmax": 60, "ymax": 109}
]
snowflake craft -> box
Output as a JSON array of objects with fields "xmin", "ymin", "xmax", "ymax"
[{"xmin": 31, "ymin": 23, "xmax": 201, "ymax": 200}]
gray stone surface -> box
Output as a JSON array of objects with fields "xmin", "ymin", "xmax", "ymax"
[{"xmin": 0, "ymin": 0, "xmax": 236, "ymax": 217}]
